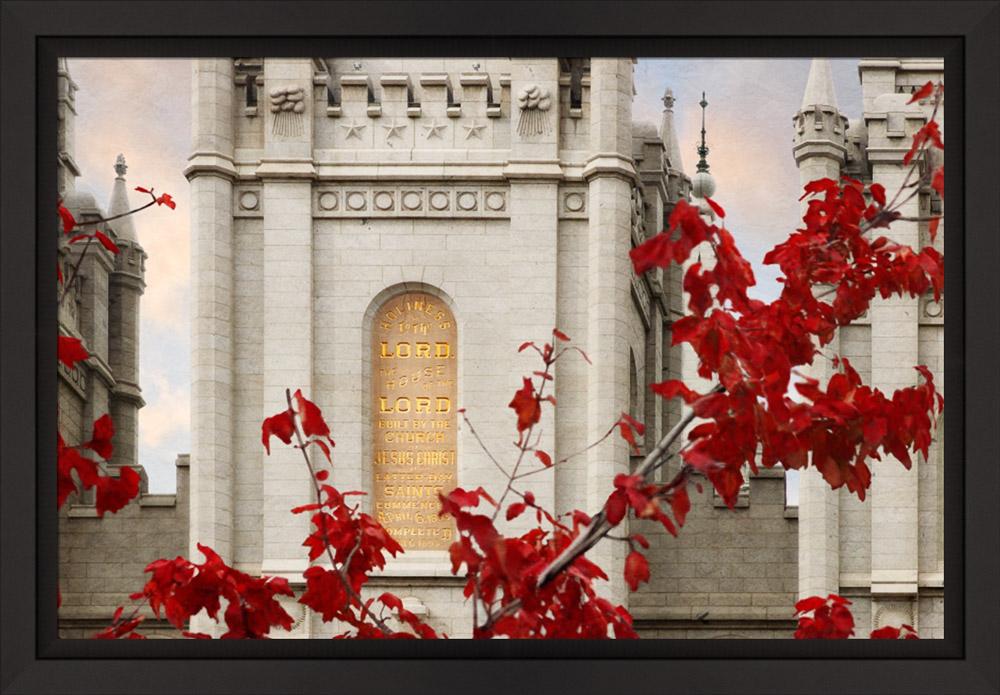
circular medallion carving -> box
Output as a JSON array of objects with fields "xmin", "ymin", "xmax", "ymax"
[
  {"xmin": 924, "ymin": 297, "xmax": 943, "ymax": 318},
  {"xmin": 457, "ymin": 192, "xmax": 478, "ymax": 211},
  {"xmin": 401, "ymin": 191, "xmax": 423, "ymax": 211},
  {"xmin": 429, "ymin": 191, "xmax": 450, "ymax": 211},
  {"xmin": 373, "ymin": 191, "xmax": 395, "ymax": 211},
  {"xmin": 346, "ymin": 191, "xmax": 367, "ymax": 211},
  {"xmin": 318, "ymin": 192, "xmax": 339, "ymax": 211},
  {"xmin": 565, "ymin": 192, "xmax": 585, "ymax": 212},
  {"xmin": 239, "ymin": 190, "xmax": 259, "ymax": 211},
  {"xmin": 485, "ymin": 192, "xmax": 505, "ymax": 211}
]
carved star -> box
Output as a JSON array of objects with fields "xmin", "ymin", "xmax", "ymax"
[
  {"xmin": 339, "ymin": 119, "xmax": 366, "ymax": 140},
  {"xmin": 462, "ymin": 120, "xmax": 487, "ymax": 140},
  {"xmin": 422, "ymin": 120, "xmax": 447, "ymax": 139},
  {"xmin": 382, "ymin": 120, "xmax": 408, "ymax": 140}
]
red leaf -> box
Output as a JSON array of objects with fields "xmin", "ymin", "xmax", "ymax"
[
  {"xmin": 308, "ymin": 438, "xmax": 332, "ymax": 462},
  {"xmin": 869, "ymin": 183, "xmax": 886, "ymax": 207},
  {"xmin": 795, "ymin": 595, "xmax": 827, "ymax": 614},
  {"xmin": 931, "ymin": 167, "xmax": 944, "ymax": 199},
  {"xmin": 155, "ymin": 193, "xmax": 176, "ymax": 209},
  {"xmin": 605, "ymin": 489, "xmax": 628, "ymax": 526},
  {"xmin": 534, "ymin": 450, "xmax": 552, "ymax": 467},
  {"xmin": 294, "ymin": 389, "xmax": 333, "ymax": 444},
  {"xmin": 517, "ymin": 341, "xmax": 536, "ymax": 353},
  {"xmin": 58, "ymin": 205, "xmax": 76, "ymax": 234},
  {"xmin": 870, "ymin": 626, "xmax": 901, "ymax": 639},
  {"xmin": 505, "ymin": 502, "xmax": 526, "ymax": 521},
  {"xmin": 629, "ymin": 232, "xmax": 673, "ymax": 275},
  {"xmin": 261, "ymin": 409, "xmax": 295, "ymax": 454},
  {"xmin": 95, "ymin": 466, "xmax": 140, "ymax": 516},
  {"xmin": 704, "ymin": 196, "xmax": 725, "ymax": 219},
  {"xmin": 928, "ymin": 217, "xmax": 940, "ymax": 242},
  {"xmin": 669, "ymin": 485, "xmax": 691, "ymax": 527},
  {"xmin": 83, "ymin": 414, "xmax": 115, "ymax": 460},
  {"xmin": 907, "ymin": 81, "xmax": 934, "ymax": 104},
  {"xmin": 94, "ymin": 231, "xmax": 120, "ymax": 255},
  {"xmin": 508, "ymin": 377, "xmax": 541, "ymax": 433},
  {"xmin": 617, "ymin": 413, "xmax": 645, "ymax": 453},
  {"xmin": 134, "ymin": 186, "xmax": 152, "ymax": 194},
  {"xmin": 58, "ymin": 336, "xmax": 89, "ymax": 369},
  {"xmin": 623, "ymin": 551, "xmax": 650, "ymax": 591},
  {"xmin": 650, "ymin": 379, "xmax": 700, "ymax": 404},
  {"xmin": 552, "ymin": 328, "xmax": 571, "ymax": 342}
]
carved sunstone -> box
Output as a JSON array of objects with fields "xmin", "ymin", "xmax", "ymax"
[{"xmin": 371, "ymin": 292, "xmax": 457, "ymax": 551}]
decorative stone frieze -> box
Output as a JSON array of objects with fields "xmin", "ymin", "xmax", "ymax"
[{"xmin": 312, "ymin": 185, "xmax": 508, "ymax": 218}]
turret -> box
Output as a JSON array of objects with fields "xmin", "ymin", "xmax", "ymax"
[
  {"xmin": 106, "ymin": 155, "xmax": 148, "ymax": 489},
  {"xmin": 793, "ymin": 59, "xmax": 849, "ymax": 205},
  {"xmin": 659, "ymin": 88, "xmax": 690, "ymax": 205}
]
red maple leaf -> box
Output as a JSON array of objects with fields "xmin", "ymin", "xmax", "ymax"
[
  {"xmin": 83, "ymin": 414, "xmax": 115, "ymax": 460},
  {"xmin": 95, "ymin": 466, "xmax": 140, "ymax": 516},
  {"xmin": 155, "ymin": 193, "xmax": 176, "ymax": 209},
  {"xmin": 57, "ymin": 336, "xmax": 89, "ymax": 370},
  {"xmin": 58, "ymin": 205, "xmax": 76, "ymax": 234},
  {"xmin": 623, "ymin": 551, "xmax": 650, "ymax": 591},
  {"xmin": 261, "ymin": 409, "xmax": 295, "ymax": 454},
  {"xmin": 508, "ymin": 377, "xmax": 541, "ymax": 433},
  {"xmin": 94, "ymin": 231, "xmax": 120, "ymax": 255}
]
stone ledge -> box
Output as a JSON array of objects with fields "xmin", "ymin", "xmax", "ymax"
[
  {"xmin": 139, "ymin": 494, "xmax": 177, "ymax": 508},
  {"xmin": 184, "ymin": 152, "xmax": 238, "ymax": 180}
]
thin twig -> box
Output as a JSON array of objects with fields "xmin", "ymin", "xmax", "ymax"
[
  {"xmin": 58, "ymin": 236, "xmax": 95, "ymax": 306},
  {"xmin": 478, "ymin": 385, "xmax": 723, "ymax": 632},
  {"xmin": 459, "ymin": 410, "xmax": 510, "ymax": 479},
  {"xmin": 285, "ymin": 389, "xmax": 394, "ymax": 635}
]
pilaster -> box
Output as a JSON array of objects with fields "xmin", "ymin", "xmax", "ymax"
[
  {"xmin": 585, "ymin": 58, "xmax": 636, "ymax": 605},
  {"xmin": 187, "ymin": 59, "xmax": 237, "ymax": 638},
  {"xmin": 867, "ymin": 96, "xmax": 924, "ymax": 605},
  {"xmin": 259, "ymin": 59, "xmax": 316, "ymax": 576}
]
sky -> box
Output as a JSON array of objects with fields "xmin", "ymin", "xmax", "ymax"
[{"xmin": 67, "ymin": 58, "xmax": 863, "ymax": 500}]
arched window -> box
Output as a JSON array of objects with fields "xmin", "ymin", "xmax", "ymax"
[{"xmin": 370, "ymin": 291, "xmax": 457, "ymax": 552}]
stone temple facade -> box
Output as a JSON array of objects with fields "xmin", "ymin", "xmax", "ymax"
[{"xmin": 57, "ymin": 56, "xmax": 943, "ymax": 640}]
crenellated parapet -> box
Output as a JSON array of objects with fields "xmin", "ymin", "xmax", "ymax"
[{"xmin": 226, "ymin": 58, "xmax": 604, "ymax": 164}]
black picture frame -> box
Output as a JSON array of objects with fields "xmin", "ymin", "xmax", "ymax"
[{"xmin": 2, "ymin": 1, "xmax": 998, "ymax": 693}]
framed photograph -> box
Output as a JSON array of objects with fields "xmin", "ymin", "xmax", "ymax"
[{"xmin": 2, "ymin": 1, "xmax": 998, "ymax": 693}]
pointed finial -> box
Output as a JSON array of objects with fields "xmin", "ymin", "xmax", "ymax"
[
  {"xmin": 662, "ymin": 87, "xmax": 675, "ymax": 110},
  {"xmin": 801, "ymin": 58, "xmax": 838, "ymax": 111},
  {"xmin": 114, "ymin": 153, "xmax": 127, "ymax": 179},
  {"xmin": 696, "ymin": 92, "xmax": 710, "ymax": 173}
]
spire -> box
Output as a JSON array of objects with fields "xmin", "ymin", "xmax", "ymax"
[
  {"xmin": 801, "ymin": 58, "xmax": 838, "ymax": 111},
  {"xmin": 107, "ymin": 153, "xmax": 138, "ymax": 243},
  {"xmin": 696, "ymin": 91, "xmax": 710, "ymax": 173},
  {"xmin": 689, "ymin": 91, "xmax": 717, "ymax": 216},
  {"xmin": 659, "ymin": 87, "xmax": 685, "ymax": 173}
]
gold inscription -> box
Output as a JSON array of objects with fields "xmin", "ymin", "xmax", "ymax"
[{"xmin": 372, "ymin": 292, "xmax": 457, "ymax": 551}]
